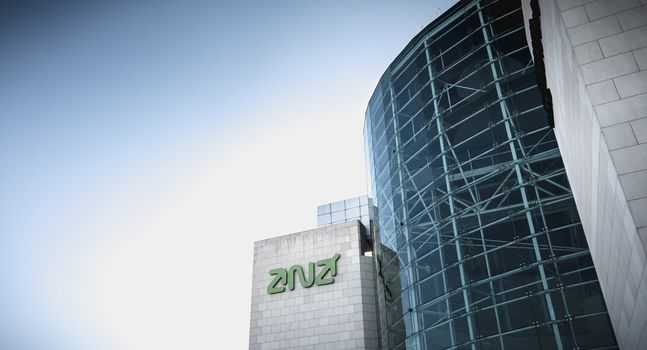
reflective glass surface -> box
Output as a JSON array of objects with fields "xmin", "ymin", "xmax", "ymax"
[
  {"xmin": 317, "ymin": 213, "xmax": 331, "ymax": 227},
  {"xmin": 363, "ymin": 0, "xmax": 617, "ymax": 349},
  {"xmin": 331, "ymin": 210, "xmax": 346, "ymax": 223},
  {"xmin": 316, "ymin": 196, "xmax": 377, "ymax": 237},
  {"xmin": 331, "ymin": 200, "xmax": 346, "ymax": 213},
  {"xmin": 346, "ymin": 197, "xmax": 361, "ymax": 208},
  {"xmin": 317, "ymin": 204, "xmax": 331, "ymax": 215}
]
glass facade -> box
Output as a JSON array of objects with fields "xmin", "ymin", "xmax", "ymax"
[
  {"xmin": 317, "ymin": 195, "xmax": 377, "ymax": 235},
  {"xmin": 363, "ymin": 0, "xmax": 617, "ymax": 349}
]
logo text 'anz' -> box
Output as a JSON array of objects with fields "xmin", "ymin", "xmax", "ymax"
[{"xmin": 266, "ymin": 253, "xmax": 340, "ymax": 294}]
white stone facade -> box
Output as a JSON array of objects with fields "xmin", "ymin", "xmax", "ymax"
[
  {"xmin": 523, "ymin": 0, "xmax": 647, "ymax": 347},
  {"xmin": 249, "ymin": 221, "xmax": 379, "ymax": 350}
]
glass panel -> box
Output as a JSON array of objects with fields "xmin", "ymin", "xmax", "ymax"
[
  {"xmin": 317, "ymin": 214, "xmax": 331, "ymax": 226},
  {"xmin": 345, "ymin": 197, "xmax": 360, "ymax": 208},
  {"xmin": 317, "ymin": 204, "xmax": 331, "ymax": 215},
  {"xmin": 331, "ymin": 211, "xmax": 345, "ymax": 222},
  {"xmin": 346, "ymin": 207, "xmax": 360, "ymax": 219},
  {"xmin": 330, "ymin": 200, "xmax": 345, "ymax": 212}
]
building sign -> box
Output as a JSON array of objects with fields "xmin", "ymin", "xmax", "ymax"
[{"xmin": 266, "ymin": 253, "xmax": 340, "ymax": 294}]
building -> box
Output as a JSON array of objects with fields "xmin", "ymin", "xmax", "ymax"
[
  {"xmin": 250, "ymin": 0, "xmax": 647, "ymax": 349},
  {"xmin": 363, "ymin": 0, "xmax": 631, "ymax": 348},
  {"xmin": 249, "ymin": 219, "xmax": 380, "ymax": 350}
]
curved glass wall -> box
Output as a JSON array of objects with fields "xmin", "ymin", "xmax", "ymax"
[{"xmin": 364, "ymin": 0, "xmax": 617, "ymax": 349}]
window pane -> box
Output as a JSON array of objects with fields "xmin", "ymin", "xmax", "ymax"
[
  {"xmin": 346, "ymin": 207, "xmax": 360, "ymax": 219},
  {"xmin": 331, "ymin": 200, "xmax": 345, "ymax": 212},
  {"xmin": 317, "ymin": 204, "xmax": 331, "ymax": 215},
  {"xmin": 317, "ymin": 214, "xmax": 331, "ymax": 226},
  {"xmin": 331, "ymin": 211, "xmax": 345, "ymax": 222},
  {"xmin": 345, "ymin": 197, "xmax": 360, "ymax": 208}
]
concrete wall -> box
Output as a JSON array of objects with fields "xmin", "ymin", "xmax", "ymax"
[
  {"xmin": 523, "ymin": 0, "xmax": 647, "ymax": 348},
  {"xmin": 249, "ymin": 221, "xmax": 379, "ymax": 350}
]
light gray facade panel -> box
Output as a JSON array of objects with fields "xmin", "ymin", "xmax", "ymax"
[
  {"xmin": 613, "ymin": 70, "xmax": 647, "ymax": 98},
  {"xmin": 579, "ymin": 52, "xmax": 638, "ymax": 84},
  {"xmin": 557, "ymin": 0, "xmax": 597, "ymax": 11},
  {"xmin": 586, "ymin": 79, "xmax": 620, "ymax": 105},
  {"xmin": 634, "ymin": 47, "xmax": 647, "ymax": 70},
  {"xmin": 595, "ymin": 93, "xmax": 647, "ymax": 127},
  {"xmin": 629, "ymin": 198, "xmax": 647, "ymax": 226},
  {"xmin": 620, "ymin": 170, "xmax": 647, "ymax": 202},
  {"xmin": 631, "ymin": 117, "xmax": 647, "ymax": 143},
  {"xmin": 574, "ymin": 40, "xmax": 604, "ymax": 64},
  {"xmin": 567, "ymin": 15, "xmax": 622, "ymax": 46},
  {"xmin": 617, "ymin": 6, "xmax": 647, "ymax": 30},
  {"xmin": 601, "ymin": 122, "xmax": 637, "ymax": 150},
  {"xmin": 610, "ymin": 143, "xmax": 647, "ymax": 174},
  {"xmin": 583, "ymin": 0, "xmax": 641, "ymax": 21},
  {"xmin": 598, "ymin": 26, "xmax": 647, "ymax": 57},
  {"xmin": 561, "ymin": 5, "xmax": 589, "ymax": 28}
]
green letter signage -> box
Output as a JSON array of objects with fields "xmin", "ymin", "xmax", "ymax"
[{"xmin": 266, "ymin": 253, "xmax": 340, "ymax": 295}]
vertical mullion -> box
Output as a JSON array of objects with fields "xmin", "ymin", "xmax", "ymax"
[
  {"xmin": 425, "ymin": 40, "xmax": 478, "ymax": 349},
  {"xmin": 389, "ymin": 83, "xmax": 422, "ymax": 350},
  {"xmin": 476, "ymin": 1, "xmax": 564, "ymax": 348}
]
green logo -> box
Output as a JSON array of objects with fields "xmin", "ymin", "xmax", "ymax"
[{"xmin": 266, "ymin": 253, "xmax": 341, "ymax": 294}]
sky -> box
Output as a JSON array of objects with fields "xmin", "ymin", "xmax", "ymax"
[{"xmin": 0, "ymin": 1, "xmax": 456, "ymax": 349}]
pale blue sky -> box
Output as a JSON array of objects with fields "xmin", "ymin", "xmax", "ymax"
[{"xmin": 1, "ymin": 1, "xmax": 456, "ymax": 348}]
